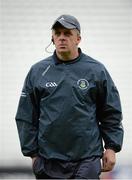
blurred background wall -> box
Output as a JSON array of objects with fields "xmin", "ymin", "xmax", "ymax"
[{"xmin": 1, "ymin": 0, "xmax": 132, "ymax": 178}]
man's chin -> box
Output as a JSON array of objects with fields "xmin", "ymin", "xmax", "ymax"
[{"xmin": 58, "ymin": 49, "xmax": 70, "ymax": 55}]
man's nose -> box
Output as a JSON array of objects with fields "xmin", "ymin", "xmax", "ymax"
[{"xmin": 59, "ymin": 33, "xmax": 66, "ymax": 40}]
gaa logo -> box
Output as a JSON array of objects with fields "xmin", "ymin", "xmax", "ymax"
[
  {"xmin": 77, "ymin": 79, "xmax": 89, "ymax": 90},
  {"xmin": 46, "ymin": 82, "xmax": 57, "ymax": 87}
]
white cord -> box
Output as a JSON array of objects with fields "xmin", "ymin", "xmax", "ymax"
[{"xmin": 45, "ymin": 41, "xmax": 54, "ymax": 54}]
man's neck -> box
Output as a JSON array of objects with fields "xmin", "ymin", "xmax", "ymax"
[{"xmin": 56, "ymin": 50, "xmax": 79, "ymax": 61}]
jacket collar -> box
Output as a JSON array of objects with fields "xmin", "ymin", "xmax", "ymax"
[{"xmin": 53, "ymin": 48, "xmax": 82, "ymax": 65}]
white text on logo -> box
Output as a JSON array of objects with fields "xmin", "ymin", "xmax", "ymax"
[{"xmin": 46, "ymin": 82, "xmax": 57, "ymax": 87}]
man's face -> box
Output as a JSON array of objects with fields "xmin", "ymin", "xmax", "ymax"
[{"xmin": 52, "ymin": 27, "xmax": 81, "ymax": 55}]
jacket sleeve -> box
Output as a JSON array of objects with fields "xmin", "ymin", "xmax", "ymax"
[
  {"xmin": 15, "ymin": 68, "xmax": 40, "ymax": 157},
  {"xmin": 96, "ymin": 67, "xmax": 124, "ymax": 152}
]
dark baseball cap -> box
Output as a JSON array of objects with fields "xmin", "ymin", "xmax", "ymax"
[{"xmin": 51, "ymin": 14, "xmax": 81, "ymax": 33}]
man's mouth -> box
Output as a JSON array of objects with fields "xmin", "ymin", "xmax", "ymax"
[{"xmin": 59, "ymin": 44, "xmax": 67, "ymax": 48}]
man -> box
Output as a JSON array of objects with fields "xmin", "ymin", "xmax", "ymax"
[{"xmin": 16, "ymin": 14, "xmax": 124, "ymax": 179}]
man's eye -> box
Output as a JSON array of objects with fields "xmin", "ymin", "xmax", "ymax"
[
  {"xmin": 64, "ymin": 32, "xmax": 72, "ymax": 36},
  {"xmin": 55, "ymin": 32, "xmax": 60, "ymax": 36}
]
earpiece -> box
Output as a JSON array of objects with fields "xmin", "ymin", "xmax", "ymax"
[{"xmin": 51, "ymin": 38, "xmax": 54, "ymax": 44}]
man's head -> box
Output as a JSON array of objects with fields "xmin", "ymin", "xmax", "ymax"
[{"xmin": 51, "ymin": 15, "xmax": 81, "ymax": 60}]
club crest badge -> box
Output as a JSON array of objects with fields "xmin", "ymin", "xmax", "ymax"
[{"xmin": 77, "ymin": 79, "xmax": 89, "ymax": 90}]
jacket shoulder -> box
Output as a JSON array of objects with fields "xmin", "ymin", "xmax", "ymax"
[
  {"xmin": 31, "ymin": 56, "xmax": 53, "ymax": 70},
  {"xmin": 82, "ymin": 53, "xmax": 106, "ymax": 71},
  {"xmin": 25, "ymin": 56, "xmax": 53, "ymax": 87}
]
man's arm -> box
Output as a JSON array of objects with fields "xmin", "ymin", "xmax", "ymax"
[
  {"xmin": 96, "ymin": 67, "xmax": 124, "ymax": 171},
  {"xmin": 15, "ymin": 69, "xmax": 39, "ymax": 157}
]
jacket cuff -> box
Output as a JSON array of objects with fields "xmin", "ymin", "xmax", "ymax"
[
  {"xmin": 23, "ymin": 149, "xmax": 38, "ymax": 157},
  {"xmin": 105, "ymin": 144, "xmax": 121, "ymax": 153}
]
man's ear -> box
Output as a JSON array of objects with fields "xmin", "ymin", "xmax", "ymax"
[
  {"xmin": 51, "ymin": 36, "xmax": 54, "ymax": 44},
  {"xmin": 76, "ymin": 36, "xmax": 81, "ymax": 45}
]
